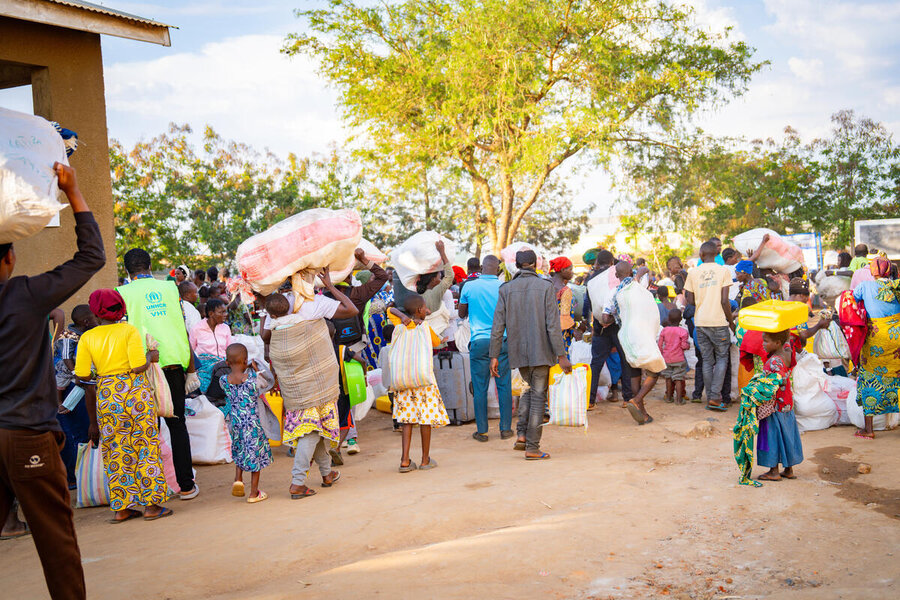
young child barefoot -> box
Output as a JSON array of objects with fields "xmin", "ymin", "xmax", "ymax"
[
  {"xmin": 388, "ymin": 295, "xmax": 450, "ymax": 472},
  {"xmin": 756, "ymin": 330, "xmax": 803, "ymax": 482},
  {"xmin": 220, "ymin": 344, "xmax": 274, "ymax": 502}
]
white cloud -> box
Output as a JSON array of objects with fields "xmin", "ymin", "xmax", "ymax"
[
  {"xmin": 104, "ymin": 34, "xmax": 345, "ymax": 157},
  {"xmin": 787, "ymin": 57, "xmax": 824, "ymax": 84},
  {"xmin": 679, "ymin": 0, "xmax": 745, "ymax": 40}
]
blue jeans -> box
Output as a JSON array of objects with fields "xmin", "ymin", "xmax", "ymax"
[
  {"xmin": 470, "ymin": 338, "xmax": 513, "ymax": 434},
  {"xmin": 57, "ymin": 383, "xmax": 90, "ymax": 485}
]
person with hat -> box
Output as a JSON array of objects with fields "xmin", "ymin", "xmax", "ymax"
[
  {"xmin": 490, "ymin": 250, "xmax": 571, "ymax": 460},
  {"xmin": 0, "ymin": 163, "xmax": 104, "ymax": 599},
  {"xmin": 74, "ymin": 290, "xmax": 171, "ymax": 522},
  {"xmin": 734, "ymin": 260, "xmax": 772, "ymax": 304},
  {"xmin": 550, "ymin": 256, "xmax": 577, "ymax": 357}
]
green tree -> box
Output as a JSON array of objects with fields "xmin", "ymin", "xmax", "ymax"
[{"xmin": 284, "ymin": 0, "xmax": 762, "ymax": 253}]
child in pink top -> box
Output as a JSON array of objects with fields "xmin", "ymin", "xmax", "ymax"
[{"xmin": 658, "ymin": 308, "xmax": 691, "ymax": 404}]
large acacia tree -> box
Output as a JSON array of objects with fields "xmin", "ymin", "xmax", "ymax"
[{"xmin": 284, "ymin": 0, "xmax": 762, "ymax": 252}]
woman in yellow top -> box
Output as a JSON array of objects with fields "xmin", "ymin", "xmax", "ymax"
[{"xmin": 75, "ymin": 289, "xmax": 170, "ymax": 523}]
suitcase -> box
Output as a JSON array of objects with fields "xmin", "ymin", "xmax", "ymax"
[{"xmin": 433, "ymin": 351, "xmax": 475, "ymax": 425}]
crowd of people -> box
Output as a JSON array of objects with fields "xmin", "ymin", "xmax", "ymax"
[{"xmin": 1, "ymin": 165, "xmax": 899, "ymax": 599}]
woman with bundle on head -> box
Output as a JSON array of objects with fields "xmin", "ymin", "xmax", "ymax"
[{"xmin": 75, "ymin": 289, "xmax": 170, "ymax": 522}]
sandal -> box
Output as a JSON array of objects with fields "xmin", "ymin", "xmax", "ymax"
[
  {"xmin": 854, "ymin": 431, "xmax": 875, "ymax": 440},
  {"xmin": 144, "ymin": 507, "xmax": 174, "ymax": 521},
  {"xmin": 757, "ymin": 473, "xmax": 782, "ymax": 482},
  {"xmin": 525, "ymin": 452, "xmax": 551, "ymax": 461},
  {"xmin": 780, "ymin": 472, "xmax": 797, "ymax": 480},
  {"xmin": 0, "ymin": 523, "xmax": 30, "ymax": 540},
  {"xmin": 290, "ymin": 486, "xmax": 317, "ymax": 499},
  {"xmin": 419, "ymin": 459, "xmax": 438, "ymax": 470},
  {"xmin": 706, "ymin": 403, "xmax": 728, "ymax": 412},
  {"xmin": 321, "ymin": 470, "xmax": 342, "ymax": 488},
  {"xmin": 513, "ymin": 440, "xmax": 526, "ymax": 451},
  {"xmin": 398, "ymin": 461, "xmax": 417, "ymax": 473},
  {"xmin": 247, "ymin": 490, "xmax": 268, "ymax": 503},
  {"xmin": 232, "ymin": 481, "xmax": 245, "ymax": 497},
  {"xmin": 623, "ymin": 401, "xmax": 646, "ymax": 424},
  {"xmin": 639, "ymin": 415, "xmax": 654, "ymax": 425},
  {"xmin": 108, "ymin": 510, "xmax": 142, "ymax": 525}
]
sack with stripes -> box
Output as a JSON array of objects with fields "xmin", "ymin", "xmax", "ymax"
[
  {"xmin": 547, "ymin": 365, "xmax": 589, "ymax": 428},
  {"xmin": 387, "ymin": 324, "xmax": 435, "ymax": 391},
  {"xmin": 75, "ymin": 443, "xmax": 110, "ymax": 508}
]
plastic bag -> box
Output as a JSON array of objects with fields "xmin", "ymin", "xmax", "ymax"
[
  {"xmin": 75, "ymin": 443, "xmax": 109, "ymax": 508},
  {"xmin": 231, "ymin": 334, "xmax": 265, "ymax": 366},
  {"xmin": 547, "ymin": 365, "xmax": 589, "ymax": 428},
  {"xmin": 823, "ymin": 375, "xmax": 856, "ymax": 426},
  {"xmin": 511, "ymin": 369, "xmax": 529, "ymax": 396},
  {"xmin": 390, "ymin": 231, "xmax": 457, "ymax": 290},
  {"xmin": 813, "ymin": 321, "xmax": 850, "ymax": 361},
  {"xmin": 732, "ymin": 228, "xmax": 804, "ymax": 274},
  {"xmin": 616, "ymin": 282, "xmax": 666, "ymax": 373},
  {"xmin": 352, "ymin": 386, "xmax": 376, "ymax": 422},
  {"xmin": 366, "ymin": 368, "xmax": 388, "ymax": 400},
  {"xmin": 0, "ymin": 107, "xmax": 68, "ymax": 244},
  {"xmin": 793, "ymin": 353, "xmax": 838, "ymax": 432},
  {"xmin": 145, "ymin": 334, "xmax": 174, "ymax": 418},
  {"xmin": 236, "ymin": 208, "xmax": 362, "ymax": 295},
  {"xmin": 387, "ymin": 324, "xmax": 436, "ymax": 391},
  {"xmin": 570, "ymin": 340, "xmax": 593, "ymax": 366},
  {"xmin": 184, "ymin": 395, "xmax": 233, "ymax": 464},
  {"xmin": 455, "ymin": 319, "xmax": 471, "ymax": 352},
  {"xmin": 596, "ymin": 363, "xmax": 611, "ymax": 387},
  {"xmin": 586, "ymin": 266, "xmax": 619, "ymax": 321}
]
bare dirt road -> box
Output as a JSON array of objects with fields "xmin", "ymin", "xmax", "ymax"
[{"xmin": 2, "ymin": 388, "xmax": 898, "ymax": 600}]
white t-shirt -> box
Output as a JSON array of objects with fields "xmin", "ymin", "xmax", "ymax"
[
  {"xmin": 182, "ymin": 300, "xmax": 202, "ymax": 333},
  {"xmin": 263, "ymin": 296, "xmax": 340, "ymax": 330}
]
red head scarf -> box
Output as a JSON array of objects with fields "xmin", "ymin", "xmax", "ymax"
[
  {"xmin": 452, "ymin": 265, "xmax": 467, "ymax": 285},
  {"xmin": 549, "ymin": 256, "xmax": 573, "ymax": 273},
  {"xmin": 870, "ymin": 256, "xmax": 891, "ymax": 278},
  {"xmin": 89, "ymin": 289, "xmax": 126, "ymax": 322}
]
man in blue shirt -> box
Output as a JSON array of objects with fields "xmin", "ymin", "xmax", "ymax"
[{"xmin": 459, "ymin": 255, "xmax": 513, "ymax": 441}]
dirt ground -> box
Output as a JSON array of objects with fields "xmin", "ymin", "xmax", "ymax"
[{"xmin": 2, "ymin": 385, "xmax": 899, "ymax": 600}]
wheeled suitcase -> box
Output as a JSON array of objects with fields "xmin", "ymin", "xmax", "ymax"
[{"xmin": 433, "ymin": 351, "xmax": 475, "ymax": 424}]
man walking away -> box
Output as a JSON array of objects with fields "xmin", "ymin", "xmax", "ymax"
[
  {"xmin": 490, "ymin": 250, "xmax": 571, "ymax": 460},
  {"xmin": 118, "ymin": 249, "xmax": 201, "ymax": 499},
  {"xmin": 0, "ymin": 164, "xmax": 104, "ymax": 600},
  {"xmin": 684, "ymin": 241, "xmax": 734, "ymax": 411},
  {"xmin": 459, "ymin": 255, "xmax": 513, "ymax": 442}
]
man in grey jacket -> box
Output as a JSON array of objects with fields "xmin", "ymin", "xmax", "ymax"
[{"xmin": 490, "ymin": 250, "xmax": 571, "ymax": 459}]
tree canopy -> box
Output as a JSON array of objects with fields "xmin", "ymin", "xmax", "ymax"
[{"xmin": 284, "ymin": 0, "xmax": 762, "ymax": 252}]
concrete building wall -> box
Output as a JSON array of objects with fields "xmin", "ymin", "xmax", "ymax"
[{"xmin": 1, "ymin": 15, "xmax": 117, "ymax": 313}]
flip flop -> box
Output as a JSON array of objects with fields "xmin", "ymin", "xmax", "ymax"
[
  {"xmin": 398, "ymin": 461, "xmax": 417, "ymax": 473},
  {"xmin": 1, "ymin": 523, "xmax": 31, "ymax": 539},
  {"xmin": 419, "ymin": 459, "xmax": 438, "ymax": 470},
  {"xmin": 639, "ymin": 416, "xmax": 654, "ymax": 425},
  {"xmin": 329, "ymin": 448, "xmax": 344, "ymax": 466},
  {"xmin": 623, "ymin": 401, "xmax": 646, "ymax": 424},
  {"xmin": 143, "ymin": 507, "xmax": 174, "ymax": 521},
  {"xmin": 232, "ymin": 481, "xmax": 245, "ymax": 497},
  {"xmin": 513, "ymin": 440, "xmax": 526, "ymax": 451},
  {"xmin": 854, "ymin": 431, "xmax": 875, "ymax": 440},
  {"xmin": 247, "ymin": 490, "xmax": 268, "ymax": 503},
  {"xmin": 525, "ymin": 452, "xmax": 551, "ymax": 461},
  {"xmin": 706, "ymin": 403, "xmax": 728, "ymax": 412},
  {"xmin": 779, "ymin": 472, "xmax": 797, "ymax": 480},
  {"xmin": 108, "ymin": 510, "xmax": 141, "ymax": 525},
  {"xmin": 321, "ymin": 470, "xmax": 342, "ymax": 487},
  {"xmin": 290, "ymin": 486, "xmax": 317, "ymax": 499}
]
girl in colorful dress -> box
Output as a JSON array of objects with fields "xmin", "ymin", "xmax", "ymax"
[
  {"xmin": 755, "ymin": 329, "xmax": 804, "ymax": 481},
  {"xmin": 389, "ymin": 294, "xmax": 450, "ymax": 473},
  {"xmin": 220, "ymin": 343, "xmax": 274, "ymax": 503},
  {"xmin": 549, "ymin": 257, "xmax": 576, "ymax": 357},
  {"xmin": 75, "ymin": 289, "xmax": 170, "ymax": 523}
]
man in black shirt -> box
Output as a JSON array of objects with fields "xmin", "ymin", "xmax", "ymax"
[{"xmin": 0, "ymin": 164, "xmax": 105, "ymax": 600}]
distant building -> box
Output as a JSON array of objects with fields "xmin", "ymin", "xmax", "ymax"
[{"xmin": 0, "ymin": 0, "xmax": 171, "ymax": 308}]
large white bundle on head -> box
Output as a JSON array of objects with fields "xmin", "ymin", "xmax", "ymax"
[
  {"xmin": 500, "ymin": 241, "xmax": 547, "ymax": 277},
  {"xmin": 732, "ymin": 228, "xmax": 804, "ymax": 274},
  {"xmin": 236, "ymin": 208, "xmax": 362, "ymax": 295},
  {"xmin": 0, "ymin": 108, "xmax": 68, "ymax": 244},
  {"xmin": 390, "ymin": 231, "xmax": 457, "ymax": 290}
]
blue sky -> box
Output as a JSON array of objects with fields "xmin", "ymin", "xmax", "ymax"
[{"xmin": 2, "ymin": 0, "xmax": 898, "ymax": 213}]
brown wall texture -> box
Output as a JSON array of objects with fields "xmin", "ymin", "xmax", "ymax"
[{"xmin": 1, "ymin": 16, "xmax": 117, "ymax": 314}]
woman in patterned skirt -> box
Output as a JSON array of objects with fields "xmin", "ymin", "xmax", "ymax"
[{"xmin": 75, "ymin": 289, "xmax": 170, "ymax": 523}]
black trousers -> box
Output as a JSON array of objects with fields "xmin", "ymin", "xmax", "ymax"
[
  {"xmin": 162, "ymin": 366, "xmax": 195, "ymax": 492},
  {"xmin": 590, "ymin": 321, "xmax": 633, "ymax": 403}
]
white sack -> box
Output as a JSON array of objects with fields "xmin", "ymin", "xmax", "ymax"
[
  {"xmin": 390, "ymin": 231, "xmax": 457, "ymax": 290},
  {"xmin": 0, "ymin": 107, "xmax": 68, "ymax": 244},
  {"xmin": 231, "ymin": 334, "xmax": 265, "ymax": 365},
  {"xmin": 732, "ymin": 228, "xmax": 804, "ymax": 274},
  {"xmin": 793, "ymin": 353, "xmax": 838, "ymax": 432},
  {"xmin": 823, "ymin": 375, "xmax": 856, "ymax": 426},
  {"xmin": 616, "ymin": 282, "xmax": 666, "ymax": 373},
  {"xmin": 184, "ymin": 395, "xmax": 233, "ymax": 464}
]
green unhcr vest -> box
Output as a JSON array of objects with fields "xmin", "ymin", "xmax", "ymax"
[{"xmin": 117, "ymin": 278, "xmax": 191, "ymax": 369}]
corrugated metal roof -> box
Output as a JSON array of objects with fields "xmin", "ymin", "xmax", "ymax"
[{"xmin": 43, "ymin": 0, "xmax": 172, "ymax": 29}]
